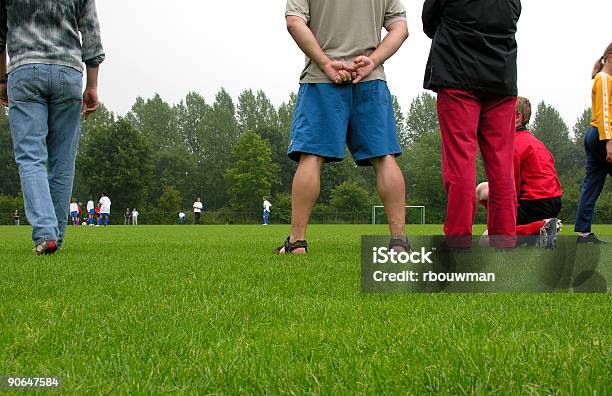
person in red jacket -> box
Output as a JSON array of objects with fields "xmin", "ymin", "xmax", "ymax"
[{"xmin": 477, "ymin": 97, "xmax": 563, "ymax": 247}]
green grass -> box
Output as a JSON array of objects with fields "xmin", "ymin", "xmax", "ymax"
[{"xmin": 1, "ymin": 224, "xmax": 611, "ymax": 394}]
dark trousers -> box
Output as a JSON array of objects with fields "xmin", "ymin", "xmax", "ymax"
[
  {"xmin": 575, "ymin": 127, "xmax": 612, "ymax": 232},
  {"xmin": 437, "ymin": 88, "xmax": 517, "ymax": 249},
  {"xmin": 194, "ymin": 212, "xmax": 201, "ymax": 225}
]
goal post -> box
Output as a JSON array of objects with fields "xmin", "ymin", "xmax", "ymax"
[{"xmin": 372, "ymin": 205, "xmax": 426, "ymax": 225}]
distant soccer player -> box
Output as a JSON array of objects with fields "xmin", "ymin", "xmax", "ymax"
[
  {"xmin": 86, "ymin": 197, "xmax": 95, "ymax": 225},
  {"xmin": 99, "ymin": 192, "xmax": 111, "ymax": 227},
  {"xmin": 0, "ymin": 0, "xmax": 104, "ymax": 254},
  {"xmin": 69, "ymin": 198, "xmax": 79, "ymax": 226},
  {"xmin": 278, "ymin": 0, "xmax": 410, "ymax": 254},
  {"xmin": 263, "ymin": 197, "xmax": 272, "ymax": 225},
  {"xmin": 94, "ymin": 203, "xmax": 101, "ymax": 227},
  {"xmin": 476, "ymin": 97, "xmax": 563, "ymax": 248},
  {"xmin": 193, "ymin": 197, "xmax": 203, "ymax": 225},
  {"xmin": 575, "ymin": 43, "xmax": 612, "ymax": 244},
  {"xmin": 423, "ymin": 0, "xmax": 521, "ymax": 250}
]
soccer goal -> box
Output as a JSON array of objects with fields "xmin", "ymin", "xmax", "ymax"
[{"xmin": 372, "ymin": 205, "xmax": 426, "ymax": 225}]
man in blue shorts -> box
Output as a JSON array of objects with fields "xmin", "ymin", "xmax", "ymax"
[{"xmin": 276, "ymin": 0, "xmax": 409, "ymax": 254}]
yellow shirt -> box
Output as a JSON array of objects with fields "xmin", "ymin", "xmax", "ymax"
[{"xmin": 591, "ymin": 72, "xmax": 612, "ymax": 140}]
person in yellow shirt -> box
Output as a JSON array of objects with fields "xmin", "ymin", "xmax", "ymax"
[{"xmin": 575, "ymin": 43, "xmax": 612, "ymax": 244}]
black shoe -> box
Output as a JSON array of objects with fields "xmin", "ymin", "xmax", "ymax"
[
  {"xmin": 538, "ymin": 218, "xmax": 562, "ymax": 250},
  {"xmin": 576, "ymin": 233, "xmax": 608, "ymax": 245}
]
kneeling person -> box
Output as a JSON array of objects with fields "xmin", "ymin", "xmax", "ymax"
[{"xmin": 476, "ymin": 97, "xmax": 563, "ymax": 247}]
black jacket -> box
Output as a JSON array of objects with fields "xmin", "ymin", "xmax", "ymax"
[{"xmin": 422, "ymin": 0, "xmax": 521, "ymax": 96}]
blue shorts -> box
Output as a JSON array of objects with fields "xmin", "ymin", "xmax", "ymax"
[
  {"xmin": 288, "ymin": 80, "xmax": 401, "ymax": 166},
  {"xmin": 70, "ymin": 211, "xmax": 78, "ymax": 217},
  {"xmin": 89, "ymin": 209, "xmax": 94, "ymax": 215}
]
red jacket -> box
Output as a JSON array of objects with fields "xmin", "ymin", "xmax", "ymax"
[{"xmin": 514, "ymin": 129, "xmax": 563, "ymax": 201}]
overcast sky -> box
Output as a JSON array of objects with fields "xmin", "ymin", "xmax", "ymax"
[{"xmin": 95, "ymin": 1, "xmax": 611, "ymax": 129}]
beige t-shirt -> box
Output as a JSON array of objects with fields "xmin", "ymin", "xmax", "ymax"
[{"xmin": 286, "ymin": 0, "xmax": 407, "ymax": 84}]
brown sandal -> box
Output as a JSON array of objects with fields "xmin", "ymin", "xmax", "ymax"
[
  {"xmin": 389, "ymin": 237, "xmax": 411, "ymax": 253},
  {"xmin": 275, "ymin": 236, "xmax": 308, "ymax": 254}
]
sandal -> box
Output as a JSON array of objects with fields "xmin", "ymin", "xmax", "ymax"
[
  {"xmin": 389, "ymin": 237, "xmax": 411, "ymax": 253},
  {"xmin": 275, "ymin": 236, "xmax": 308, "ymax": 254}
]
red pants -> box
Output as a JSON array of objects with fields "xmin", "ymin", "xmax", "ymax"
[{"xmin": 438, "ymin": 89, "xmax": 518, "ymax": 249}]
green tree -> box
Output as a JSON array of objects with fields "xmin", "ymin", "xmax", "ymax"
[
  {"xmin": 150, "ymin": 147, "xmax": 197, "ymax": 206},
  {"xmin": 127, "ymin": 94, "xmax": 178, "ymax": 150},
  {"xmin": 74, "ymin": 104, "xmax": 115, "ymax": 200},
  {"xmin": 405, "ymin": 92, "xmax": 439, "ymax": 147},
  {"xmin": 195, "ymin": 88, "xmax": 239, "ymax": 210},
  {"xmin": 174, "ymin": 92, "xmax": 210, "ymax": 156},
  {"xmin": 392, "ymin": 96, "xmax": 407, "ymax": 146},
  {"xmin": 572, "ymin": 108, "xmax": 592, "ymax": 144},
  {"xmin": 256, "ymin": 90, "xmax": 280, "ymax": 131},
  {"xmin": 158, "ymin": 185, "xmax": 182, "ymax": 214},
  {"xmin": 0, "ymin": 109, "xmax": 20, "ymax": 196},
  {"xmin": 79, "ymin": 117, "xmax": 153, "ymax": 220},
  {"xmin": 330, "ymin": 181, "xmax": 372, "ymax": 215},
  {"xmin": 225, "ymin": 131, "xmax": 279, "ymax": 214},
  {"xmin": 532, "ymin": 102, "xmax": 576, "ymax": 175},
  {"xmin": 237, "ymin": 89, "xmax": 279, "ymax": 133},
  {"xmin": 237, "ymin": 89, "xmax": 258, "ymax": 133},
  {"xmin": 403, "ymin": 132, "xmax": 447, "ymax": 224},
  {"xmin": 278, "ymin": 92, "xmax": 297, "ymax": 132},
  {"xmin": 258, "ymin": 126, "xmax": 295, "ymax": 196},
  {"xmin": 319, "ymin": 158, "xmax": 369, "ymax": 203}
]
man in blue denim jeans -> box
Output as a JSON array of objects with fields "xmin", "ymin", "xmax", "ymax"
[{"xmin": 0, "ymin": 0, "xmax": 105, "ymax": 255}]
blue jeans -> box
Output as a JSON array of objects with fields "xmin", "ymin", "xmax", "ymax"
[
  {"xmin": 263, "ymin": 210, "xmax": 270, "ymax": 225},
  {"xmin": 8, "ymin": 64, "xmax": 83, "ymax": 246},
  {"xmin": 575, "ymin": 127, "xmax": 612, "ymax": 232}
]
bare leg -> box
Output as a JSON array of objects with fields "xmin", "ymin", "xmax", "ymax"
[
  {"xmin": 371, "ymin": 155, "xmax": 406, "ymax": 237},
  {"xmin": 284, "ymin": 154, "xmax": 325, "ymax": 254}
]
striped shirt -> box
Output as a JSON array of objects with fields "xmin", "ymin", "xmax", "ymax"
[
  {"xmin": 0, "ymin": 0, "xmax": 105, "ymax": 73},
  {"xmin": 591, "ymin": 72, "xmax": 612, "ymax": 140}
]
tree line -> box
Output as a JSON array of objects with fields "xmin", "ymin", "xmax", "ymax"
[{"xmin": 0, "ymin": 89, "xmax": 610, "ymax": 225}]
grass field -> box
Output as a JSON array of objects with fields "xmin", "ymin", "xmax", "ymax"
[{"xmin": 1, "ymin": 224, "xmax": 611, "ymax": 394}]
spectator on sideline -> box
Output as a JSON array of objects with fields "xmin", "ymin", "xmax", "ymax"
[
  {"xmin": 13, "ymin": 209, "xmax": 20, "ymax": 226},
  {"xmin": 99, "ymin": 192, "xmax": 111, "ymax": 227},
  {"xmin": 193, "ymin": 197, "xmax": 203, "ymax": 225},
  {"xmin": 0, "ymin": 0, "xmax": 104, "ymax": 255},
  {"xmin": 422, "ymin": 0, "xmax": 521, "ymax": 250},
  {"xmin": 178, "ymin": 212, "xmax": 186, "ymax": 224},
  {"xmin": 574, "ymin": 43, "xmax": 612, "ymax": 244},
  {"xmin": 263, "ymin": 196, "xmax": 272, "ymax": 225},
  {"xmin": 86, "ymin": 197, "xmax": 95, "ymax": 225},
  {"xmin": 124, "ymin": 208, "xmax": 131, "ymax": 225},
  {"xmin": 131, "ymin": 208, "xmax": 139, "ymax": 225},
  {"xmin": 278, "ymin": 0, "xmax": 410, "ymax": 254},
  {"xmin": 476, "ymin": 97, "xmax": 563, "ymax": 248}
]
